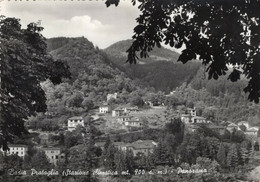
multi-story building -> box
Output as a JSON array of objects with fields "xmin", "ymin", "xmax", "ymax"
[
  {"xmin": 68, "ymin": 116, "xmax": 84, "ymax": 132},
  {"xmin": 186, "ymin": 108, "xmax": 196, "ymax": 116},
  {"xmin": 127, "ymin": 140, "xmax": 157, "ymax": 156},
  {"xmin": 0, "ymin": 144, "xmax": 28, "ymax": 158},
  {"xmin": 112, "ymin": 108, "xmax": 124, "ymax": 117},
  {"xmin": 124, "ymin": 119, "xmax": 142, "ymax": 127},
  {"xmin": 99, "ymin": 104, "xmax": 110, "ymax": 113},
  {"xmin": 192, "ymin": 116, "xmax": 207, "ymax": 123},
  {"xmin": 42, "ymin": 147, "xmax": 64, "ymax": 165},
  {"xmin": 117, "ymin": 115, "xmax": 132, "ymax": 123}
]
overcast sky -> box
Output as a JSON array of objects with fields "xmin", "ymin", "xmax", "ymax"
[{"xmin": 2, "ymin": 1, "xmax": 140, "ymax": 49}]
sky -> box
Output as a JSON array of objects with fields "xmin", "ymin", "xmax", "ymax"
[{"xmin": 1, "ymin": 1, "xmax": 140, "ymax": 49}]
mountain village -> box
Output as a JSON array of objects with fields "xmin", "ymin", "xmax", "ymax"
[{"xmin": 1, "ymin": 92, "xmax": 259, "ymax": 169}]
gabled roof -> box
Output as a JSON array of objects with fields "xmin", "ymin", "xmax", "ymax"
[
  {"xmin": 42, "ymin": 147, "xmax": 61, "ymax": 151},
  {"xmin": 68, "ymin": 116, "xmax": 83, "ymax": 120},
  {"xmin": 99, "ymin": 102, "xmax": 109, "ymax": 107},
  {"xmin": 238, "ymin": 121, "xmax": 249, "ymax": 125},
  {"xmin": 193, "ymin": 116, "xmax": 206, "ymax": 120},
  {"xmin": 118, "ymin": 115, "xmax": 132, "ymax": 118},
  {"xmin": 8, "ymin": 144, "xmax": 28, "ymax": 148},
  {"xmin": 113, "ymin": 108, "xmax": 125, "ymax": 111},
  {"xmin": 181, "ymin": 114, "xmax": 191, "ymax": 117},
  {"xmin": 131, "ymin": 140, "xmax": 157, "ymax": 149},
  {"xmin": 246, "ymin": 127, "xmax": 259, "ymax": 132}
]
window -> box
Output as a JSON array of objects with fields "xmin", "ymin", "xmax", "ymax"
[
  {"xmin": 56, "ymin": 156, "xmax": 58, "ymax": 159},
  {"xmin": 21, "ymin": 152, "xmax": 23, "ymax": 155},
  {"xmin": 51, "ymin": 156, "xmax": 53, "ymax": 159}
]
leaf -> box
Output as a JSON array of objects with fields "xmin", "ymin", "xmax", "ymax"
[
  {"xmin": 105, "ymin": 0, "xmax": 120, "ymax": 7},
  {"xmin": 177, "ymin": 49, "xmax": 196, "ymax": 63},
  {"xmin": 228, "ymin": 69, "xmax": 241, "ymax": 82},
  {"xmin": 134, "ymin": 25, "xmax": 145, "ymax": 35}
]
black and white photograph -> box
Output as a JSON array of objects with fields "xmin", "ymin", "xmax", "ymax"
[{"xmin": 1, "ymin": 0, "xmax": 260, "ymax": 181}]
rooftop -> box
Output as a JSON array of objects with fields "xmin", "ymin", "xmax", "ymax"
[
  {"xmin": 8, "ymin": 144, "xmax": 28, "ymax": 148},
  {"xmin": 42, "ymin": 147, "xmax": 61, "ymax": 151},
  {"xmin": 246, "ymin": 128, "xmax": 259, "ymax": 132},
  {"xmin": 68, "ymin": 116, "xmax": 83, "ymax": 120}
]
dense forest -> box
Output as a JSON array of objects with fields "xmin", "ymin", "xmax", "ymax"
[{"xmin": 104, "ymin": 40, "xmax": 201, "ymax": 92}]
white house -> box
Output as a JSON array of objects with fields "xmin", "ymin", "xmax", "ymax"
[
  {"xmin": 192, "ymin": 116, "xmax": 207, "ymax": 123},
  {"xmin": 117, "ymin": 115, "xmax": 132, "ymax": 123},
  {"xmin": 0, "ymin": 144, "xmax": 28, "ymax": 158},
  {"xmin": 42, "ymin": 147, "xmax": 65, "ymax": 165},
  {"xmin": 238, "ymin": 121, "xmax": 250, "ymax": 129},
  {"xmin": 68, "ymin": 116, "xmax": 84, "ymax": 132},
  {"xmin": 99, "ymin": 104, "xmax": 110, "ymax": 113},
  {"xmin": 186, "ymin": 108, "xmax": 196, "ymax": 116},
  {"xmin": 226, "ymin": 123, "xmax": 241, "ymax": 132},
  {"xmin": 245, "ymin": 127, "xmax": 259, "ymax": 137},
  {"xmin": 125, "ymin": 120, "xmax": 142, "ymax": 127},
  {"xmin": 181, "ymin": 114, "xmax": 192, "ymax": 124},
  {"xmin": 107, "ymin": 93, "xmax": 117, "ymax": 102},
  {"xmin": 112, "ymin": 108, "xmax": 125, "ymax": 117}
]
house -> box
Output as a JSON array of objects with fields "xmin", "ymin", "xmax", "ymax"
[
  {"xmin": 186, "ymin": 108, "xmax": 196, "ymax": 116},
  {"xmin": 181, "ymin": 114, "xmax": 192, "ymax": 124},
  {"xmin": 117, "ymin": 115, "xmax": 132, "ymax": 123},
  {"xmin": 128, "ymin": 140, "xmax": 157, "ymax": 156},
  {"xmin": 192, "ymin": 116, "xmax": 207, "ymax": 123},
  {"xmin": 112, "ymin": 108, "xmax": 125, "ymax": 117},
  {"xmin": 226, "ymin": 123, "xmax": 241, "ymax": 132},
  {"xmin": 114, "ymin": 142, "xmax": 129, "ymax": 151},
  {"xmin": 238, "ymin": 121, "xmax": 250, "ymax": 129},
  {"xmin": 107, "ymin": 93, "xmax": 117, "ymax": 102},
  {"xmin": 94, "ymin": 140, "xmax": 157, "ymax": 157},
  {"xmin": 0, "ymin": 144, "xmax": 28, "ymax": 158},
  {"xmin": 124, "ymin": 119, "xmax": 142, "ymax": 127},
  {"xmin": 67, "ymin": 116, "xmax": 84, "ymax": 132},
  {"xmin": 99, "ymin": 104, "xmax": 110, "ymax": 113},
  {"xmin": 42, "ymin": 147, "xmax": 64, "ymax": 165},
  {"xmin": 245, "ymin": 127, "xmax": 259, "ymax": 139},
  {"xmin": 124, "ymin": 106, "xmax": 139, "ymax": 112}
]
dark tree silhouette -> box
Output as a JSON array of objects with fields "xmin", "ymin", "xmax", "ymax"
[
  {"xmin": 106, "ymin": 0, "xmax": 260, "ymax": 103},
  {"xmin": 0, "ymin": 16, "xmax": 70, "ymax": 150}
]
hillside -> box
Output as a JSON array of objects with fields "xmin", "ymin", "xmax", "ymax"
[
  {"xmin": 104, "ymin": 39, "xmax": 180, "ymax": 63},
  {"xmin": 30, "ymin": 37, "xmax": 152, "ymax": 127},
  {"xmin": 104, "ymin": 39, "xmax": 201, "ymax": 92}
]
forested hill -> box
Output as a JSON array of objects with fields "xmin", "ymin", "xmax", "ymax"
[
  {"xmin": 105, "ymin": 39, "xmax": 180, "ymax": 63},
  {"xmin": 172, "ymin": 67, "xmax": 260, "ymax": 125},
  {"xmin": 104, "ymin": 39, "xmax": 201, "ymax": 93},
  {"xmin": 37, "ymin": 37, "xmax": 151, "ymax": 124}
]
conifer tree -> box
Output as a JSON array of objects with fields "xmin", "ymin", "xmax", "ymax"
[
  {"xmin": 125, "ymin": 149, "xmax": 135, "ymax": 175},
  {"xmin": 217, "ymin": 143, "xmax": 226, "ymax": 167},
  {"xmin": 114, "ymin": 150, "xmax": 126, "ymax": 176},
  {"xmin": 226, "ymin": 144, "xmax": 239, "ymax": 170}
]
